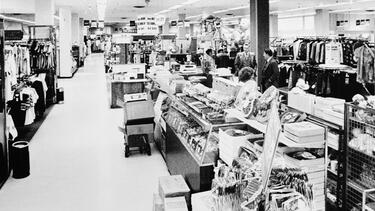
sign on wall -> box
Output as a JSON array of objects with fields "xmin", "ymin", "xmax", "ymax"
[{"xmin": 84, "ymin": 20, "xmax": 90, "ymax": 26}]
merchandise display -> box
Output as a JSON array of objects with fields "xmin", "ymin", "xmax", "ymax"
[{"xmin": 4, "ymin": 0, "xmax": 375, "ymax": 210}]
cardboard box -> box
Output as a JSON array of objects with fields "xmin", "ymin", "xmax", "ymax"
[
  {"xmin": 153, "ymin": 193, "xmax": 164, "ymax": 211},
  {"xmin": 126, "ymin": 123, "xmax": 154, "ymax": 136},
  {"xmin": 124, "ymin": 100, "xmax": 155, "ymax": 123},
  {"xmin": 164, "ymin": 197, "xmax": 188, "ymax": 211},
  {"xmin": 192, "ymin": 191, "xmax": 213, "ymax": 211},
  {"xmin": 288, "ymin": 92, "xmax": 316, "ymax": 114},
  {"xmin": 284, "ymin": 122, "xmax": 325, "ymax": 137},
  {"xmin": 159, "ymin": 175, "xmax": 190, "ymax": 205},
  {"xmin": 218, "ymin": 129, "xmax": 262, "ymax": 165}
]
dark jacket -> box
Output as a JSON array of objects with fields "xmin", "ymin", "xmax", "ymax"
[
  {"xmin": 215, "ymin": 54, "xmax": 230, "ymax": 68},
  {"xmin": 262, "ymin": 58, "xmax": 279, "ymax": 91},
  {"xmin": 234, "ymin": 52, "xmax": 257, "ymax": 75}
]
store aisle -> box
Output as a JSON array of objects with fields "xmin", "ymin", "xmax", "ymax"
[{"xmin": 0, "ymin": 54, "xmax": 170, "ymax": 211}]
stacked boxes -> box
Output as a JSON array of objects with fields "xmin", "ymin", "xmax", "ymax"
[
  {"xmin": 283, "ymin": 121, "xmax": 325, "ymax": 211},
  {"xmin": 154, "ymin": 175, "xmax": 190, "ymax": 211}
]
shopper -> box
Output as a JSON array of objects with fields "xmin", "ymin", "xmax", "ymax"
[
  {"xmin": 215, "ymin": 49, "xmax": 230, "ymax": 69},
  {"xmin": 235, "ymin": 67, "xmax": 259, "ymax": 107},
  {"xmin": 203, "ymin": 49, "xmax": 216, "ymax": 73},
  {"xmin": 234, "ymin": 42, "xmax": 257, "ymax": 76},
  {"xmin": 261, "ymin": 49, "xmax": 280, "ymax": 91}
]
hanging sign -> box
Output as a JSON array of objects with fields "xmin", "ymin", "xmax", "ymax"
[
  {"xmin": 4, "ymin": 30, "xmax": 23, "ymax": 41},
  {"xmin": 171, "ymin": 21, "xmax": 177, "ymax": 27},
  {"xmin": 91, "ymin": 21, "xmax": 98, "ymax": 28},
  {"xmin": 98, "ymin": 21, "xmax": 104, "ymax": 28},
  {"xmin": 84, "ymin": 20, "xmax": 90, "ymax": 26},
  {"xmin": 261, "ymin": 100, "xmax": 281, "ymax": 190}
]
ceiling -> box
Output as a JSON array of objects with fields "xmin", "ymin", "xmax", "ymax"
[{"xmin": 1, "ymin": 0, "xmax": 375, "ymax": 23}]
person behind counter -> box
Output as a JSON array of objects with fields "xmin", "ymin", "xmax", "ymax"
[
  {"xmin": 234, "ymin": 42, "xmax": 257, "ymax": 76},
  {"xmin": 215, "ymin": 49, "xmax": 230, "ymax": 69},
  {"xmin": 261, "ymin": 49, "xmax": 280, "ymax": 91},
  {"xmin": 203, "ymin": 49, "xmax": 216, "ymax": 73},
  {"xmin": 234, "ymin": 67, "xmax": 259, "ymax": 108}
]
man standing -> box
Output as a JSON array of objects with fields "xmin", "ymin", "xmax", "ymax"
[
  {"xmin": 234, "ymin": 42, "xmax": 257, "ymax": 76},
  {"xmin": 261, "ymin": 49, "xmax": 279, "ymax": 91}
]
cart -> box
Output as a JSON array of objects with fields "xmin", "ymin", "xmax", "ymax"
[{"xmin": 123, "ymin": 98, "xmax": 155, "ymax": 158}]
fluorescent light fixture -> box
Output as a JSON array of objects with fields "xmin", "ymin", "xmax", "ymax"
[
  {"xmin": 213, "ymin": 0, "xmax": 279, "ymax": 14},
  {"xmin": 186, "ymin": 14, "xmax": 202, "ymax": 19},
  {"xmin": 182, "ymin": 0, "xmax": 201, "ymax": 5},
  {"xmin": 279, "ymin": 12, "xmax": 316, "ymax": 19},
  {"xmin": 271, "ymin": 0, "xmax": 373, "ymax": 14},
  {"xmin": 329, "ymin": 8, "xmax": 375, "ymax": 13},
  {"xmin": 156, "ymin": 0, "xmax": 201, "ymax": 15},
  {"xmin": 222, "ymin": 15, "xmax": 249, "ymax": 20},
  {"xmin": 169, "ymin": 5, "xmax": 183, "ymax": 10},
  {"xmin": 0, "ymin": 15, "xmax": 35, "ymax": 25}
]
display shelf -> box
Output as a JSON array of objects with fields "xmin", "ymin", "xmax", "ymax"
[
  {"xmin": 225, "ymin": 108, "xmax": 325, "ymax": 149},
  {"xmin": 328, "ymin": 169, "xmax": 338, "ymax": 177}
]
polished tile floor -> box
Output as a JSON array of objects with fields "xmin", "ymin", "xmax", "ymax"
[{"xmin": 0, "ymin": 54, "xmax": 170, "ymax": 211}]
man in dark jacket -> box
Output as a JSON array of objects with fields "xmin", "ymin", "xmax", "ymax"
[
  {"xmin": 215, "ymin": 49, "xmax": 230, "ymax": 68},
  {"xmin": 234, "ymin": 43, "xmax": 257, "ymax": 76},
  {"xmin": 261, "ymin": 49, "xmax": 279, "ymax": 91}
]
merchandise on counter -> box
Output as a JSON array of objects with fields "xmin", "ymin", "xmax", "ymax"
[{"xmin": 284, "ymin": 121, "xmax": 325, "ymax": 144}]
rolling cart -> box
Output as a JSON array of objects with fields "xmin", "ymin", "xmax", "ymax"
[{"xmin": 123, "ymin": 95, "xmax": 154, "ymax": 157}]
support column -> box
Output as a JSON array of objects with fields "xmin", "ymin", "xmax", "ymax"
[
  {"xmin": 315, "ymin": 9, "xmax": 330, "ymax": 36},
  {"xmin": 35, "ymin": 0, "xmax": 55, "ymax": 25},
  {"xmin": 270, "ymin": 14, "xmax": 278, "ymax": 38},
  {"xmin": 250, "ymin": 0, "xmax": 270, "ymax": 86},
  {"xmin": 59, "ymin": 7, "xmax": 72, "ymax": 77},
  {"xmin": 162, "ymin": 18, "xmax": 170, "ymax": 34},
  {"xmin": 71, "ymin": 13, "xmax": 80, "ymax": 45},
  {"xmin": 178, "ymin": 14, "xmax": 187, "ymax": 38}
]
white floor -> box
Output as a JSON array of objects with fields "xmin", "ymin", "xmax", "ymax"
[{"xmin": 0, "ymin": 54, "xmax": 170, "ymax": 211}]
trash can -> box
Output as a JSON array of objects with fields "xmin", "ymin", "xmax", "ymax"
[
  {"xmin": 11, "ymin": 141, "xmax": 30, "ymax": 179},
  {"xmin": 57, "ymin": 87, "xmax": 64, "ymax": 104}
]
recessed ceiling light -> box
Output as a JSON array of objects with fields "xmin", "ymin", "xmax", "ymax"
[
  {"xmin": 366, "ymin": 9, "xmax": 375, "ymax": 12},
  {"xmin": 121, "ymin": 17, "xmax": 128, "ymax": 19},
  {"xmin": 133, "ymin": 5, "xmax": 145, "ymax": 9},
  {"xmin": 226, "ymin": 13, "xmax": 234, "ymax": 16}
]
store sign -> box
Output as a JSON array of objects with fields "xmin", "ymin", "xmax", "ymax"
[
  {"xmin": 261, "ymin": 102, "xmax": 281, "ymax": 190},
  {"xmin": 91, "ymin": 21, "xmax": 98, "ymax": 28},
  {"xmin": 356, "ymin": 19, "xmax": 371, "ymax": 26},
  {"xmin": 336, "ymin": 20, "xmax": 349, "ymax": 27},
  {"xmin": 171, "ymin": 21, "xmax": 177, "ymax": 27},
  {"xmin": 98, "ymin": 21, "xmax": 104, "ymax": 28},
  {"xmin": 4, "ymin": 30, "xmax": 23, "ymax": 41},
  {"xmin": 84, "ymin": 20, "xmax": 90, "ymax": 26}
]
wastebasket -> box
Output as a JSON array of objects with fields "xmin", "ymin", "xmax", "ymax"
[
  {"xmin": 57, "ymin": 87, "xmax": 64, "ymax": 104},
  {"xmin": 11, "ymin": 141, "xmax": 30, "ymax": 179}
]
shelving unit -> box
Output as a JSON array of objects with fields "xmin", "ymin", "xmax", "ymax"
[
  {"xmin": 345, "ymin": 103, "xmax": 375, "ymax": 210},
  {"xmin": 225, "ymin": 107, "xmax": 328, "ymax": 211}
]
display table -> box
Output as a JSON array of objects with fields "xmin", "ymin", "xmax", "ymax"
[{"xmin": 165, "ymin": 122, "xmax": 214, "ymax": 193}]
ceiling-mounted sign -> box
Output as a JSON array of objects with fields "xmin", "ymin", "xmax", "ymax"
[
  {"xmin": 91, "ymin": 21, "xmax": 98, "ymax": 28},
  {"xmin": 4, "ymin": 30, "xmax": 23, "ymax": 41},
  {"xmin": 171, "ymin": 21, "xmax": 177, "ymax": 27},
  {"xmin": 84, "ymin": 20, "xmax": 90, "ymax": 26},
  {"xmin": 155, "ymin": 16, "xmax": 166, "ymax": 26},
  {"xmin": 98, "ymin": 21, "xmax": 104, "ymax": 28}
]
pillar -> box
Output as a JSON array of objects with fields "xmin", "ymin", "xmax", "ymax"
[
  {"xmin": 315, "ymin": 9, "xmax": 330, "ymax": 36},
  {"xmin": 162, "ymin": 18, "xmax": 170, "ymax": 34},
  {"xmin": 178, "ymin": 14, "xmax": 187, "ymax": 38},
  {"xmin": 250, "ymin": 0, "xmax": 270, "ymax": 86},
  {"xmin": 59, "ymin": 7, "xmax": 72, "ymax": 77},
  {"xmin": 270, "ymin": 14, "xmax": 278, "ymax": 38},
  {"xmin": 35, "ymin": 0, "xmax": 55, "ymax": 25},
  {"xmin": 71, "ymin": 13, "xmax": 80, "ymax": 45}
]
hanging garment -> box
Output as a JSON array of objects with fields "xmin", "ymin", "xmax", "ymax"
[
  {"xmin": 325, "ymin": 41, "xmax": 343, "ymax": 65},
  {"xmin": 20, "ymin": 87, "xmax": 39, "ymax": 126},
  {"xmin": 31, "ymin": 81, "xmax": 45, "ymax": 118},
  {"xmin": 355, "ymin": 45, "xmax": 375, "ymax": 83}
]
